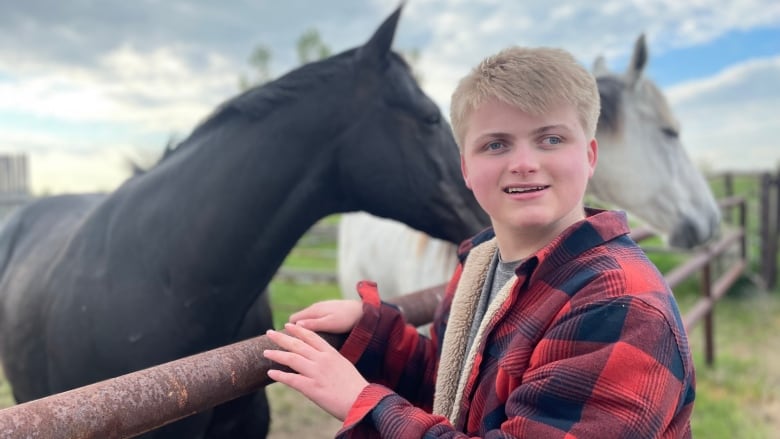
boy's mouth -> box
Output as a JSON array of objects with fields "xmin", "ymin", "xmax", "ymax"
[{"xmin": 504, "ymin": 185, "xmax": 549, "ymax": 194}]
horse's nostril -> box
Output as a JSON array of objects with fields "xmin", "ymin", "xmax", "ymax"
[
  {"xmin": 670, "ymin": 214, "xmax": 721, "ymax": 249},
  {"xmin": 670, "ymin": 217, "xmax": 702, "ymax": 249}
]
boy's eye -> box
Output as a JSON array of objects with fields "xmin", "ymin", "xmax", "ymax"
[
  {"xmin": 543, "ymin": 136, "xmax": 562, "ymax": 145},
  {"xmin": 486, "ymin": 141, "xmax": 504, "ymax": 151}
]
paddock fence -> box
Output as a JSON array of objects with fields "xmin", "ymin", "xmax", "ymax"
[
  {"xmin": 0, "ymin": 169, "xmax": 777, "ymax": 437},
  {"xmin": 710, "ymin": 167, "xmax": 780, "ymax": 290}
]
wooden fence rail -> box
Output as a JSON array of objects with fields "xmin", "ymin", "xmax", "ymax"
[{"xmin": 711, "ymin": 169, "xmax": 779, "ymax": 290}]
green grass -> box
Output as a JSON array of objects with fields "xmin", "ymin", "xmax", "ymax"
[
  {"xmin": 278, "ymin": 250, "xmax": 337, "ymax": 272},
  {"xmin": 268, "ymin": 215, "xmax": 342, "ymax": 328},
  {"xmin": 642, "ymin": 239, "xmax": 779, "ymax": 439},
  {"xmin": 268, "ymin": 279, "xmax": 341, "ymax": 329},
  {"xmin": 684, "ymin": 287, "xmax": 779, "ymax": 439},
  {"xmin": 0, "ymin": 374, "xmax": 13, "ymax": 408}
]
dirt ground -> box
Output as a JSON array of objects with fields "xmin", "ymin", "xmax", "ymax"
[{"xmin": 266, "ymin": 383, "xmax": 343, "ymax": 438}]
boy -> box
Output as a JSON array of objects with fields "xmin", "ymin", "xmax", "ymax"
[{"xmin": 264, "ymin": 45, "xmax": 695, "ymax": 438}]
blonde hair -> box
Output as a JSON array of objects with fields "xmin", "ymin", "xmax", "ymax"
[{"xmin": 450, "ymin": 46, "xmax": 600, "ymax": 149}]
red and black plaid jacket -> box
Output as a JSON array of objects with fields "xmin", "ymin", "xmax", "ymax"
[{"xmin": 337, "ymin": 209, "xmax": 695, "ymax": 438}]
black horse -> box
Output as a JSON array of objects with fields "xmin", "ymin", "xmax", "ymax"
[{"xmin": 0, "ymin": 7, "xmax": 486, "ymax": 438}]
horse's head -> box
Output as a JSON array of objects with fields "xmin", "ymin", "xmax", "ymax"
[
  {"xmin": 334, "ymin": 6, "xmax": 488, "ymax": 243},
  {"xmin": 589, "ymin": 34, "xmax": 721, "ymax": 249}
]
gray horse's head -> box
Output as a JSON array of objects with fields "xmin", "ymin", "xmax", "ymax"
[{"xmin": 589, "ymin": 34, "xmax": 721, "ymax": 249}]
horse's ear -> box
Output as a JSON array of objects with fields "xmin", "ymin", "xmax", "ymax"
[
  {"xmin": 626, "ymin": 33, "xmax": 648, "ymax": 87},
  {"xmin": 592, "ymin": 55, "xmax": 609, "ymax": 77},
  {"xmin": 357, "ymin": 3, "xmax": 404, "ymax": 66}
]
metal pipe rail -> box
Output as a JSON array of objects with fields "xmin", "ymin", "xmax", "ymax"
[{"xmin": 0, "ymin": 288, "xmax": 440, "ymax": 439}]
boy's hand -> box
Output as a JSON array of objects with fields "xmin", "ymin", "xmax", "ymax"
[
  {"xmin": 264, "ymin": 322, "xmax": 369, "ymax": 421},
  {"xmin": 288, "ymin": 299, "xmax": 363, "ymax": 334}
]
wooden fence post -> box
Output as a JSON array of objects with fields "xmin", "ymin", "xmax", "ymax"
[
  {"xmin": 759, "ymin": 169, "xmax": 779, "ymax": 291},
  {"xmin": 723, "ymin": 172, "xmax": 734, "ymax": 224},
  {"xmin": 701, "ymin": 262, "xmax": 714, "ymax": 366},
  {"xmin": 769, "ymin": 167, "xmax": 780, "ymax": 290}
]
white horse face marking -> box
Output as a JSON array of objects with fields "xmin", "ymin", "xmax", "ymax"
[{"xmin": 588, "ymin": 34, "xmax": 721, "ymax": 249}]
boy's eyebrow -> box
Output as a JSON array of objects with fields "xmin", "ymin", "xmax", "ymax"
[
  {"xmin": 470, "ymin": 131, "xmax": 515, "ymax": 144},
  {"xmin": 469, "ymin": 124, "xmax": 572, "ymax": 146},
  {"xmin": 532, "ymin": 124, "xmax": 572, "ymax": 135}
]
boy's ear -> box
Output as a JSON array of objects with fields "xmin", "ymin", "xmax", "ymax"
[
  {"xmin": 460, "ymin": 155, "xmax": 472, "ymax": 189},
  {"xmin": 588, "ymin": 138, "xmax": 598, "ymax": 176}
]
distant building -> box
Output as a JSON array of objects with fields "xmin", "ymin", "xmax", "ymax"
[{"xmin": 0, "ymin": 153, "xmax": 32, "ymax": 220}]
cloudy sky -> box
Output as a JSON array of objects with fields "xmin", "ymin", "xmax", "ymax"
[{"xmin": 2, "ymin": 0, "xmax": 779, "ymax": 195}]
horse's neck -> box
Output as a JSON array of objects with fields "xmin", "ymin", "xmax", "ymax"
[{"xmin": 123, "ymin": 140, "xmax": 338, "ymax": 289}]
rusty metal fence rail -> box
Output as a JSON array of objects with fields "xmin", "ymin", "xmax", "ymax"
[{"xmin": 0, "ymin": 288, "xmax": 441, "ymax": 438}]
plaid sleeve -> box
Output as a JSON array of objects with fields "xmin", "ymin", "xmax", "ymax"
[
  {"xmin": 338, "ymin": 281, "xmax": 440, "ymax": 416},
  {"xmin": 337, "ymin": 385, "xmax": 454, "ymax": 438}
]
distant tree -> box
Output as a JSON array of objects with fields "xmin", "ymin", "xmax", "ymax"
[
  {"xmin": 238, "ymin": 44, "xmax": 273, "ymax": 91},
  {"xmin": 400, "ymin": 47, "xmax": 423, "ymax": 83},
  {"xmin": 238, "ymin": 29, "xmax": 422, "ymax": 90},
  {"xmin": 296, "ymin": 28, "xmax": 331, "ymax": 64}
]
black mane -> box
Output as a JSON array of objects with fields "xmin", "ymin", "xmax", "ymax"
[
  {"xmin": 189, "ymin": 49, "xmax": 359, "ymax": 139},
  {"xmin": 142, "ymin": 50, "xmax": 360, "ymax": 172}
]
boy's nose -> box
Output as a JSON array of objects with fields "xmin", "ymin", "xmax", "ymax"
[{"xmin": 508, "ymin": 146, "xmax": 540, "ymax": 174}]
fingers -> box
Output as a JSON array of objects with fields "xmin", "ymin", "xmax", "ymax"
[
  {"xmin": 288, "ymin": 307, "xmax": 324, "ymax": 324},
  {"xmin": 289, "ymin": 300, "xmax": 363, "ymax": 334},
  {"xmin": 264, "ymin": 329, "xmax": 316, "ymax": 380},
  {"xmin": 265, "ymin": 326, "xmax": 319, "ymax": 358},
  {"xmin": 282, "ymin": 322, "xmax": 335, "ymax": 352},
  {"xmin": 266, "ymin": 366, "xmax": 312, "ymax": 392},
  {"xmin": 288, "ymin": 300, "xmax": 341, "ymax": 322},
  {"xmin": 263, "ymin": 323, "xmax": 336, "ymax": 375}
]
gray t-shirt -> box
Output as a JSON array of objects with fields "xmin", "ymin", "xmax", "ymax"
[{"xmin": 466, "ymin": 249, "xmax": 522, "ymax": 354}]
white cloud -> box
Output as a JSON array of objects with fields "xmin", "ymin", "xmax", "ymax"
[
  {"xmin": 404, "ymin": 0, "xmax": 780, "ymax": 102},
  {"xmin": 1, "ymin": 0, "xmax": 779, "ymax": 194},
  {"xmin": 29, "ymin": 149, "xmax": 130, "ymax": 195},
  {"xmin": 0, "ymin": 44, "xmax": 237, "ymax": 135},
  {"xmin": 667, "ymin": 56, "xmax": 780, "ymax": 171}
]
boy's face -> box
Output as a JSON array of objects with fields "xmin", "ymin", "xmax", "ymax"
[{"xmin": 460, "ymin": 98, "xmax": 597, "ymax": 242}]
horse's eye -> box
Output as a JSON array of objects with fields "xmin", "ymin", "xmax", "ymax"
[
  {"xmin": 661, "ymin": 127, "xmax": 679, "ymax": 138},
  {"xmin": 424, "ymin": 113, "xmax": 440, "ymax": 124}
]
